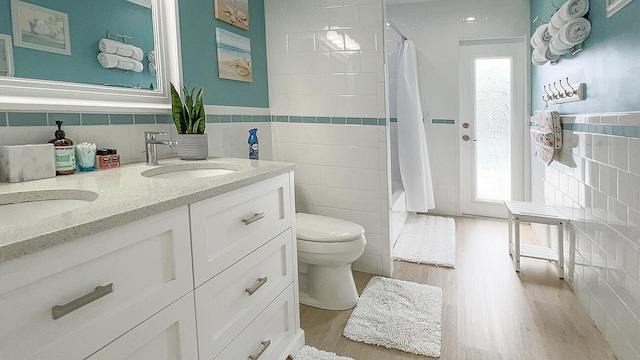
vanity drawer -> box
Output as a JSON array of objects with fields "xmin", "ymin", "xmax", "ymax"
[
  {"xmin": 0, "ymin": 206, "xmax": 193, "ymax": 360},
  {"xmin": 195, "ymin": 229, "xmax": 294, "ymax": 360},
  {"xmin": 87, "ymin": 293, "xmax": 198, "ymax": 360},
  {"xmin": 213, "ymin": 284, "xmax": 297, "ymax": 360},
  {"xmin": 190, "ymin": 174, "xmax": 292, "ymax": 286}
]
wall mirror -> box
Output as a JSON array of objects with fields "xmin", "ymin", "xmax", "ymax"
[{"xmin": 0, "ymin": 0, "xmax": 181, "ymax": 113}]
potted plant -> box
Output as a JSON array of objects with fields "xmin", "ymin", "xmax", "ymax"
[{"xmin": 171, "ymin": 83, "xmax": 208, "ymax": 160}]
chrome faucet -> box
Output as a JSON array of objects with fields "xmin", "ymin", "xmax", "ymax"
[{"xmin": 144, "ymin": 131, "xmax": 178, "ymax": 166}]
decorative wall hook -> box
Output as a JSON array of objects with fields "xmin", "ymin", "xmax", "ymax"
[{"xmin": 541, "ymin": 77, "xmax": 586, "ymax": 105}]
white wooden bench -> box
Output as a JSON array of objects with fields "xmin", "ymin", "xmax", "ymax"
[{"xmin": 504, "ymin": 201, "xmax": 569, "ymax": 279}]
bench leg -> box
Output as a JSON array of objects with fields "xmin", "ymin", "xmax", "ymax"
[
  {"xmin": 515, "ymin": 218, "xmax": 520, "ymax": 273},
  {"xmin": 558, "ymin": 222, "xmax": 564, "ymax": 279},
  {"xmin": 508, "ymin": 211, "xmax": 513, "ymax": 255}
]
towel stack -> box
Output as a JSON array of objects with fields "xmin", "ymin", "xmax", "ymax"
[
  {"xmin": 97, "ymin": 38, "xmax": 144, "ymax": 72},
  {"xmin": 531, "ymin": 0, "xmax": 591, "ymax": 66},
  {"xmin": 148, "ymin": 50, "xmax": 157, "ymax": 76}
]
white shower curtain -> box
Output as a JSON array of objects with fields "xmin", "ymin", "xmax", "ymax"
[{"xmin": 397, "ymin": 40, "xmax": 435, "ymax": 212}]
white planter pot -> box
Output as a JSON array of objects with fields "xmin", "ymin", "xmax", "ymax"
[{"xmin": 177, "ymin": 134, "xmax": 208, "ymax": 160}]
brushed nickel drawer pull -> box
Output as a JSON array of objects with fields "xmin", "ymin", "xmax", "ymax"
[
  {"xmin": 242, "ymin": 212, "xmax": 265, "ymax": 225},
  {"xmin": 245, "ymin": 277, "xmax": 268, "ymax": 295},
  {"xmin": 248, "ymin": 340, "xmax": 271, "ymax": 360},
  {"xmin": 52, "ymin": 283, "xmax": 114, "ymax": 320}
]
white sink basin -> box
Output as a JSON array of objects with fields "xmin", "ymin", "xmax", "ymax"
[
  {"xmin": 141, "ymin": 163, "xmax": 239, "ymax": 179},
  {"xmin": 0, "ymin": 190, "xmax": 98, "ymax": 227}
]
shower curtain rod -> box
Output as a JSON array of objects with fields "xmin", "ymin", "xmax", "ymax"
[{"xmin": 386, "ymin": 18, "xmax": 408, "ymax": 41}]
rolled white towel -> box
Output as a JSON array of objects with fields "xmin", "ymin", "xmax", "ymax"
[
  {"xmin": 558, "ymin": 0, "xmax": 590, "ymax": 22},
  {"xmin": 532, "ymin": 52, "xmax": 547, "ymax": 66},
  {"xmin": 530, "ymin": 24, "xmax": 552, "ymax": 48},
  {"xmin": 99, "ymin": 38, "xmax": 144, "ymax": 61},
  {"xmin": 97, "ymin": 52, "xmax": 144, "ymax": 72},
  {"xmin": 549, "ymin": 39, "xmax": 571, "ymax": 56},
  {"xmin": 536, "ymin": 43, "xmax": 560, "ymax": 62},
  {"xmin": 558, "ymin": 17, "xmax": 591, "ymax": 46},
  {"xmin": 548, "ymin": 20, "xmax": 560, "ymax": 37},
  {"xmin": 148, "ymin": 50, "xmax": 156, "ymax": 64},
  {"xmin": 148, "ymin": 62, "xmax": 156, "ymax": 75},
  {"xmin": 550, "ymin": 12, "xmax": 567, "ymax": 33}
]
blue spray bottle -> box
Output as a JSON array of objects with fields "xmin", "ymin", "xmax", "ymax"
[{"xmin": 248, "ymin": 128, "xmax": 259, "ymax": 160}]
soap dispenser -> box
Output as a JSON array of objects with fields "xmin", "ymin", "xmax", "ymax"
[{"xmin": 49, "ymin": 120, "xmax": 76, "ymax": 175}]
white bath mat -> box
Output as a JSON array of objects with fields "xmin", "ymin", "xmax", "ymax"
[
  {"xmin": 343, "ymin": 276, "xmax": 443, "ymax": 357},
  {"xmin": 294, "ymin": 345, "xmax": 354, "ymax": 360},
  {"xmin": 393, "ymin": 214, "xmax": 456, "ymax": 267}
]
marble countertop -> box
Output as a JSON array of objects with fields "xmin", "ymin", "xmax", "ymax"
[{"xmin": 0, "ymin": 157, "xmax": 296, "ymax": 264}]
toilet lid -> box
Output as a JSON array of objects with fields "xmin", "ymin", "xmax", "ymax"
[{"xmin": 296, "ymin": 213, "xmax": 365, "ymax": 242}]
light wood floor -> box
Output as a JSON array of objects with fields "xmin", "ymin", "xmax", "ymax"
[{"xmin": 299, "ymin": 216, "xmax": 616, "ymax": 360}]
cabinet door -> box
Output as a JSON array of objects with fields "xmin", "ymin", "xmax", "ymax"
[
  {"xmin": 190, "ymin": 174, "xmax": 292, "ymax": 286},
  {"xmin": 88, "ymin": 293, "xmax": 198, "ymax": 360},
  {"xmin": 214, "ymin": 284, "xmax": 297, "ymax": 360},
  {"xmin": 195, "ymin": 230, "xmax": 294, "ymax": 360},
  {"xmin": 0, "ymin": 206, "xmax": 193, "ymax": 360}
]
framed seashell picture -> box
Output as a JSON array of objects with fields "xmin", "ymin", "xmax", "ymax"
[
  {"xmin": 214, "ymin": 0, "xmax": 249, "ymax": 31},
  {"xmin": 0, "ymin": 34, "xmax": 14, "ymax": 77},
  {"xmin": 10, "ymin": 0, "xmax": 71, "ymax": 55},
  {"xmin": 216, "ymin": 28, "xmax": 252, "ymax": 82}
]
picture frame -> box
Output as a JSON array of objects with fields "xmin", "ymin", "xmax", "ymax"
[
  {"xmin": 216, "ymin": 28, "xmax": 252, "ymax": 83},
  {"xmin": 214, "ymin": 0, "xmax": 249, "ymax": 31},
  {"xmin": 606, "ymin": 0, "xmax": 634, "ymax": 17},
  {"xmin": 11, "ymin": 0, "xmax": 71, "ymax": 55},
  {"xmin": 0, "ymin": 34, "xmax": 14, "ymax": 77}
]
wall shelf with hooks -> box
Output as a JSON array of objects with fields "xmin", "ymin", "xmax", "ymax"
[{"xmin": 542, "ymin": 78, "xmax": 585, "ymax": 105}]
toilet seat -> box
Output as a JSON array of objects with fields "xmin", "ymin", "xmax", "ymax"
[{"xmin": 296, "ymin": 213, "xmax": 364, "ymax": 243}]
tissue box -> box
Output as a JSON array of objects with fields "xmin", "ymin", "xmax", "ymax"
[{"xmin": 0, "ymin": 144, "xmax": 56, "ymax": 183}]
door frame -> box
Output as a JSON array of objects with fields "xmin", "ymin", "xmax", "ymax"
[{"xmin": 459, "ymin": 37, "xmax": 530, "ymax": 218}]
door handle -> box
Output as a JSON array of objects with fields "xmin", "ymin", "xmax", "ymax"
[{"xmin": 462, "ymin": 135, "xmax": 477, "ymax": 142}]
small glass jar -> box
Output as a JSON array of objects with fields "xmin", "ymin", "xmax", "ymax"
[{"xmin": 96, "ymin": 149, "xmax": 111, "ymax": 169}]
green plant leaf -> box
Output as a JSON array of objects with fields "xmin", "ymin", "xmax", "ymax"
[
  {"xmin": 170, "ymin": 83, "xmax": 185, "ymax": 134},
  {"xmin": 195, "ymin": 88, "xmax": 206, "ymax": 134}
]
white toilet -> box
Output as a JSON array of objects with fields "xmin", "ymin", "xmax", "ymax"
[{"xmin": 296, "ymin": 212, "xmax": 366, "ymax": 310}]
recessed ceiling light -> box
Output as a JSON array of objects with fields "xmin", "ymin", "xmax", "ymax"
[{"xmin": 465, "ymin": 17, "xmax": 476, "ymax": 22}]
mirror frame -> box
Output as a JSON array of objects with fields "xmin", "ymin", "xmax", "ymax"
[{"xmin": 0, "ymin": 0, "xmax": 182, "ymax": 114}]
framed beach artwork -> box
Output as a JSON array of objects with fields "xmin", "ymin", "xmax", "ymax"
[
  {"xmin": 0, "ymin": 34, "xmax": 14, "ymax": 77},
  {"xmin": 11, "ymin": 0, "xmax": 71, "ymax": 55},
  {"xmin": 606, "ymin": 0, "xmax": 634, "ymax": 17},
  {"xmin": 216, "ymin": 28, "xmax": 252, "ymax": 83},
  {"xmin": 214, "ymin": 0, "xmax": 249, "ymax": 31}
]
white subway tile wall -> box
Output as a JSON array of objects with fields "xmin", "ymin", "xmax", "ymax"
[
  {"xmin": 532, "ymin": 113, "xmax": 640, "ymax": 360},
  {"xmin": 265, "ymin": 0, "xmax": 391, "ymax": 275},
  {"xmin": 0, "ymin": 120, "xmax": 273, "ymax": 165},
  {"xmin": 265, "ymin": 0, "xmax": 385, "ymax": 119},
  {"xmin": 272, "ymin": 122, "xmax": 391, "ymax": 275}
]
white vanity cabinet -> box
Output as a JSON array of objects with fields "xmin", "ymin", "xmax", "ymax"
[
  {"xmin": 0, "ymin": 206, "xmax": 195, "ymax": 360},
  {"xmin": 190, "ymin": 173, "xmax": 300, "ymax": 360},
  {"xmin": 0, "ymin": 170, "xmax": 301, "ymax": 360}
]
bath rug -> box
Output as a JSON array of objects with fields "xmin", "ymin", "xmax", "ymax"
[
  {"xmin": 293, "ymin": 345, "xmax": 354, "ymax": 360},
  {"xmin": 343, "ymin": 276, "xmax": 442, "ymax": 357},
  {"xmin": 393, "ymin": 214, "xmax": 456, "ymax": 268}
]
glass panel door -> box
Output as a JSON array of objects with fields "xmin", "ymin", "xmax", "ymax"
[
  {"xmin": 475, "ymin": 58, "xmax": 512, "ymax": 202},
  {"xmin": 460, "ymin": 39, "xmax": 526, "ymax": 218}
]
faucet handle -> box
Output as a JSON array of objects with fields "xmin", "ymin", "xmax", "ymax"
[{"xmin": 144, "ymin": 131, "xmax": 168, "ymax": 140}]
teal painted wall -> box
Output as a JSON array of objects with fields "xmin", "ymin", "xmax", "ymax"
[
  {"xmin": 0, "ymin": 0, "xmax": 156, "ymax": 89},
  {"xmin": 530, "ymin": 0, "xmax": 640, "ymax": 114},
  {"xmin": 179, "ymin": 0, "xmax": 269, "ymax": 108}
]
